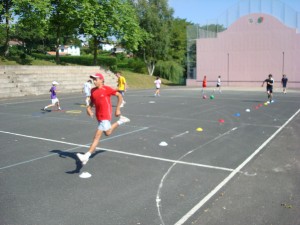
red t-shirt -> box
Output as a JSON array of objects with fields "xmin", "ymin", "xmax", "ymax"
[
  {"xmin": 90, "ymin": 86, "xmax": 117, "ymax": 121},
  {"xmin": 202, "ymin": 79, "xmax": 207, "ymax": 88}
]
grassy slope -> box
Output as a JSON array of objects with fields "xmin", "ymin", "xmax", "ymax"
[{"xmin": 122, "ymin": 70, "xmax": 173, "ymax": 89}]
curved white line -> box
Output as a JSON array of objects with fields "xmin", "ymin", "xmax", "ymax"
[
  {"xmin": 175, "ymin": 108, "xmax": 300, "ymax": 225},
  {"xmin": 156, "ymin": 127, "xmax": 238, "ymax": 225}
]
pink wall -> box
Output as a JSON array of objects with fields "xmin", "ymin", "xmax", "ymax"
[{"xmin": 188, "ymin": 13, "xmax": 300, "ymax": 88}]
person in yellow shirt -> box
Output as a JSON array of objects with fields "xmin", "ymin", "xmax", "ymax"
[{"xmin": 116, "ymin": 71, "xmax": 127, "ymax": 107}]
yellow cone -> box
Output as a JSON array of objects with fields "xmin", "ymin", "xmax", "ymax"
[{"xmin": 196, "ymin": 127, "xmax": 203, "ymax": 132}]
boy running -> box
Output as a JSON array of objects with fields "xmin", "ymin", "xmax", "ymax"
[
  {"xmin": 77, "ymin": 73, "xmax": 130, "ymax": 165},
  {"xmin": 43, "ymin": 81, "xmax": 61, "ymax": 111},
  {"xmin": 262, "ymin": 74, "xmax": 274, "ymax": 103}
]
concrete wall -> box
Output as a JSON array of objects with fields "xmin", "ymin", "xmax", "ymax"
[
  {"xmin": 188, "ymin": 13, "xmax": 300, "ymax": 88},
  {"xmin": 0, "ymin": 66, "xmax": 118, "ymax": 98}
]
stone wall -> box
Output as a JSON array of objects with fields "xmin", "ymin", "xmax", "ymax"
[{"xmin": 0, "ymin": 66, "xmax": 118, "ymax": 98}]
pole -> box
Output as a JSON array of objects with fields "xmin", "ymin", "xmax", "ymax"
[
  {"xmin": 227, "ymin": 53, "xmax": 230, "ymax": 86},
  {"xmin": 282, "ymin": 51, "xmax": 285, "ymax": 74}
]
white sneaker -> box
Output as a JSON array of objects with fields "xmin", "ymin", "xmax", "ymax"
[
  {"xmin": 118, "ymin": 116, "xmax": 130, "ymax": 125},
  {"xmin": 77, "ymin": 153, "xmax": 89, "ymax": 165},
  {"xmin": 120, "ymin": 103, "xmax": 124, "ymax": 108}
]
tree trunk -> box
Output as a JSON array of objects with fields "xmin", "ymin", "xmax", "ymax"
[
  {"xmin": 143, "ymin": 49, "xmax": 155, "ymax": 76},
  {"xmin": 93, "ymin": 36, "xmax": 98, "ymax": 66},
  {"xmin": 3, "ymin": 2, "xmax": 10, "ymax": 57},
  {"xmin": 55, "ymin": 27, "xmax": 60, "ymax": 64},
  {"xmin": 146, "ymin": 61, "xmax": 155, "ymax": 76}
]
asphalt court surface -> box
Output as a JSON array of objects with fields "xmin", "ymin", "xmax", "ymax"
[{"xmin": 0, "ymin": 87, "xmax": 299, "ymax": 225}]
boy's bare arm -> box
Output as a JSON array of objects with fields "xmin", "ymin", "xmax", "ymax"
[{"xmin": 86, "ymin": 103, "xmax": 94, "ymax": 118}]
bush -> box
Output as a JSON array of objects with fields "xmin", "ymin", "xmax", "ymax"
[
  {"xmin": 154, "ymin": 60, "xmax": 184, "ymax": 84},
  {"xmin": 32, "ymin": 53, "xmax": 117, "ymax": 67},
  {"xmin": 127, "ymin": 58, "xmax": 147, "ymax": 73}
]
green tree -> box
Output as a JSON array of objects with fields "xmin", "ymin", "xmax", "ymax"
[
  {"xmin": 13, "ymin": 0, "xmax": 51, "ymax": 54},
  {"xmin": 133, "ymin": 0, "xmax": 173, "ymax": 75},
  {"xmin": 0, "ymin": 0, "xmax": 14, "ymax": 56},
  {"xmin": 48, "ymin": 0, "xmax": 81, "ymax": 63},
  {"xmin": 79, "ymin": 0, "xmax": 143, "ymax": 65},
  {"xmin": 169, "ymin": 18, "xmax": 191, "ymax": 66}
]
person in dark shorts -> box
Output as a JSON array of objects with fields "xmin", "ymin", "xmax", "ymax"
[
  {"xmin": 281, "ymin": 74, "xmax": 288, "ymax": 94},
  {"xmin": 214, "ymin": 75, "xmax": 221, "ymax": 93},
  {"xmin": 262, "ymin": 74, "xmax": 274, "ymax": 103}
]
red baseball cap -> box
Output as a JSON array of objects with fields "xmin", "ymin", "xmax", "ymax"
[{"xmin": 90, "ymin": 73, "xmax": 104, "ymax": 80}]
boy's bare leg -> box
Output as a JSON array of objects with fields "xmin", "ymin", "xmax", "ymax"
[
  {"xmin": 77, "ymin": 129, "xmax": 103, "ymax": 164},
  {"xmin": 88, "ymin": 129, "xmax": 103, "ymax": 154}
]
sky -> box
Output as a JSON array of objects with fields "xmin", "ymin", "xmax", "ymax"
[{"xmin": 168, "ymin": 0, "xmax": 300, "ymax": 26}]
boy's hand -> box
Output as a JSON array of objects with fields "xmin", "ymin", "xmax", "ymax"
[
  {"xmin": 86, "ymin": 106, "xmax": 94, "ymax": 118},
  {"xmin": 115, "ymin": 108, "xmax": 121, "ymax": 117}
]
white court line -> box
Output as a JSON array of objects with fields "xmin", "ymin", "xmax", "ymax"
[
  {"xmin": 174, "ymin": 108, "xmax": 300, "ymax": 225},
  {"xmin": 156, "ymin": 127, "xmax": 238, "ymax": 225},
  {"xmin": 0, "ymin": 145, "xmax": 88, "ymax": 170},
  {"xmin": 0, "ymin": 129, "xmax": 234, "ymax": 173},
  {"xmin": 0, "ymin": 127, "xmax": 148, "ymax": 170},
  {"xmin": 0, "ymin": 95, "xmax": 82, "ymax": 106}
]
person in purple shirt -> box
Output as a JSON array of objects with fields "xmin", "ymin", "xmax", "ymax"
[{"xmin": 42, "ymin": 81, "xmax": 62, "ymax": 111}]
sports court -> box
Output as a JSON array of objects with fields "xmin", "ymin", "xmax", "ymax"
[{"xmin": 0, "ymin": 87, "xmax": 299, "ymax": 225}]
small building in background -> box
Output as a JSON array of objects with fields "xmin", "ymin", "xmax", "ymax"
[{"xmin": 58, "ymin": 45, "xmax": 80, "ymax": 56}]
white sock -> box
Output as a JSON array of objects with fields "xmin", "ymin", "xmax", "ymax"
[{"xmin": 85, "ymin": 152, "xmax": 91, "ymax": 157}]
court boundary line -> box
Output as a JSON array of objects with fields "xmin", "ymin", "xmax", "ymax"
[
  {"xmin": 156, "ymin": 127, "xmax": 238, "ymax": 225},
  {"xmin": 0, "ymin": 129, "xmax": 234, "ymax": 173},
  {"xmin": 174, "ymin": 108, "xmax": 300, "ymax": 225},
  {"xmin": 0, "ymin": 96, "xmax": 83, "ymax": 106}
]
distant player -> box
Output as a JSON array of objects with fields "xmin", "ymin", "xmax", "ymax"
[
  {"xmin": 281, "ymin": 74, "xmax": 288, "ymax": 94},
  {"xmin": 154, "ymin": 76, "xmax": 161, "ymax": 96},
  {"xmin": 42, "ymin": 81, "xmax": 61, "ymax": 111},
  {"xmin": 214, "ymin": 75, "xmax": 221, "ymax": 93},
  {"xmin": 82, "ymin": 79, "xmax": 92, "ymax": 106},
  {"xmin": 262, "ymin": 74, "xmax": 274, "ymax": 103},
  {"xmin": 202, "ymin": 75, "xmax": 207, "ymax": 95},
  {"xmin": 115, "ymin": 71, "xmax": 127, "ymax": 107}
]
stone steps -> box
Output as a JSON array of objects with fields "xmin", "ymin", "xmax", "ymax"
[{"xmin": 0, "ymin": 66, "xmax": 118, "ymax": 98}]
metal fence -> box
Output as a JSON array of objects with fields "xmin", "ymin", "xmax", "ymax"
[{"xmin": 187, "ymin": 0, "xmax": 300, "ymax": 79}]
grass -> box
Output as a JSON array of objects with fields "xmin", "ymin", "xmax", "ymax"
[
  {"xmin": 122, "ymin": 70, "xmax": 174, "ymax": 89},
  {"xmin": 0, "ymin": 56, "xmax": 59, "ymax": 66}
]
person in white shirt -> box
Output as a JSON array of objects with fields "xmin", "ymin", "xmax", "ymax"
[
  {"xmin": 214, "ymin": 75, "xmax": 222, "ymax": 93},
  {"xmin": 82, "ymin": 80, "xmax": 92, "ymax": 106},
  {"xmin": 154, "ymin": 76, "xmax": 162, "ymax": 96}
]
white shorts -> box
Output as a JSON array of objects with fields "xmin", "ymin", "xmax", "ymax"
[
  {"xmin": 97, "ymin": 120, "xmax": 112, "ymax": 131},
  {"xmin": 51, "ymin": 98, "xmax": 59, "ymax": 104},
  {"xmin": 84, "ymin": 92, "xmax": 91, "ymax": 97}
]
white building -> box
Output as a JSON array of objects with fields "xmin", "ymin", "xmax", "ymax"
[{"xmin": 58, "ymin": 45, "xmax": 80, "ymax": 56}]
